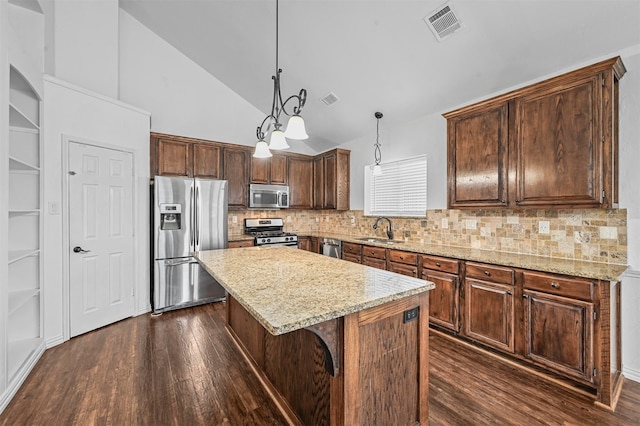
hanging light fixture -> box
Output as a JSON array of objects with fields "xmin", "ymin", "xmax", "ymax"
[
  {"xmin": 253, "ymin": 0, "xmax": 308, "ymax": 158},
  {"xmin": 372, "ymin": 112, "xmax": 383, "ymax": 176}
]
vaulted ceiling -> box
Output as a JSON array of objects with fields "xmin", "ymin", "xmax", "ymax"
[{"xmin": 119, "ymin": 0, "xmax": 640, "ymax": 152}]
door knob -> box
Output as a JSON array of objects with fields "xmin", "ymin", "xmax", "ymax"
[{"xmin": 73, "ymin": 246, "xmax": 90, "ymax": 253}]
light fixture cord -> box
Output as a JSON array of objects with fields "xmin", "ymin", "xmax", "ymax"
[{"xmin": 374, "ymin": 117, "xmax": 382, "ymax": 165}]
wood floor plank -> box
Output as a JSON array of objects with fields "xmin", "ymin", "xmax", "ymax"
[{"xmin": 1, "ymin": 302, "xmax": 639, "ymax": 425}]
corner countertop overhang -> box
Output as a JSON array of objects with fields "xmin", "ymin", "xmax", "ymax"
[{"xmin": 194, "ymin": 246, "xmax": 434, "ymax": 336}]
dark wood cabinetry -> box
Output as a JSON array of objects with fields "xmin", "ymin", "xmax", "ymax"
[
  {"xmin": 313, "ymin": 149, "xmax": 350, "ymax": 210},
  {"xmin": 422, "ymin": 255, "xmax": 460, "ymax": 333},
  {"xmin": 288, "ymin": 156, "xmax": 314, "ymax": 209},
  {"xmin": 297, "ymin": 236, "xmax": 319, "ymax": 253},
  {"xmin": 151, "ymin": 133, "xmax": 350, "ymax": 212},
  {"xmin": 342, "ymin": 242, "xmax": 362, "ymax": 264},
  {"xmin": 222, "ymin": 146, "xmax": 250, "ymax": 210},
  {"xmin": 228, "ymin": 239, "xmax": 254, "ymax": 248},
  {"xmin": 463, "ymin": 262, "xmax": 515, "ymax": 353},
  {"xmin": 444, "ymin": 57, "xmax": 626, "ymax": 209},
  {"xmin": 362, "ymin": 246, "xmax": 386, "ymax": 270},
  {"xmin": 522, "ymin": 271, "xmax": 595, "ymax": 384},
  {"xmin": 152, "ymin": 136, "xmax": 221, "ymax": 179},
  {"xmin": 251, "ymin": 154, "xmax": 287, "ymax": 185},
  {"xmin": 387, "ymin": 249, "xmax": 418, "ymax": 277}
]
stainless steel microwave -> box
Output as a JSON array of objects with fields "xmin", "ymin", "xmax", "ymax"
[{"xmin": 249, "ymin": 184, "xmax": 289, "ymax": 209}]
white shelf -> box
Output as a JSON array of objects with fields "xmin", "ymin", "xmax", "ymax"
[
  {"xmin": 8, "ymin": 249, "xmax": 40, "ymax": 264},
  {"xmin": 9, "ymin": 103, "xmax": 39, "ymax": 130},
  {"xmin": 8, "ymin": 338, "xmax": 41, "ymax": 380},
  {"xmin": 9, "ymin": 156, "xmax": 39, "ymax": 171},
  {"xmin": 8, "ymin": 209, "xmax": 39, "ymax": 216},
  {"xmin": 8, "ymin": 289, "xmax": 40, "ymax": 316}
]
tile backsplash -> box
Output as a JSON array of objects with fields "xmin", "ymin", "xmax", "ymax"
[{"xmin": 230, "ymin": 208, "xmax": 627, "ymax": 265}]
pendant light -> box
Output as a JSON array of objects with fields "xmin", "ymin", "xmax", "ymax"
[
  {"xmin": 372, "ymin": 112, "xmax": 383, "ymax": 176},
  {"xmin": 253, "ymin": 0, "xmax": 308, "ymax": 158}
]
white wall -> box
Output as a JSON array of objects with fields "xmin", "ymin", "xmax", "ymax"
[
  {"xmin": 341, "ymin": 46, "xmax": 640, "ymax": 382},
  {"xmin": 53, "ymin": 0, "xmax": 119, "ymax": 98},
  {"xmin": 42, "ymin": 77, "xmax": 150, "ymax": 345},
  {"xmin": 118, "ymin": 10, "xmax": 315, "ymax": 156}
]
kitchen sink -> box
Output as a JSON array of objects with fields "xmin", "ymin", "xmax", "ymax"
[{"xmin": 356, "ymin": 237, "xmax": 400, "ymax": 245}]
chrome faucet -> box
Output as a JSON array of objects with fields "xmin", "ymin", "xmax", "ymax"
[{"xmin": 373, "ymin": 217, "xmax": 394, "ymax": 240}]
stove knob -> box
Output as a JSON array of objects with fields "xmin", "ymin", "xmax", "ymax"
[
  {"xmin": 267, "ymin": 238, "xmax": 271, "ymax": 243},
  {"xmin": 261, "ymin": 238, "xmax": 266, "ymax": 243},
  {"xmin": 285, "ymin": 237, "xmax": 290, "ymax": 241}
]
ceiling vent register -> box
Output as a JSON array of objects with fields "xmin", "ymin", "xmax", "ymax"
[
  {"xmin": 424, "ymin": 1, "xmax": 463, "ymax": 42},
  {"xmin": 321, "ymin": 92, "xmax": 340, "ymax": 107}
]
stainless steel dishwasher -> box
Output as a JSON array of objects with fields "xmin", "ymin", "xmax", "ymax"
[{"xmin": 321, "ymin": 238, "xmax": 342, "ymax": 258}]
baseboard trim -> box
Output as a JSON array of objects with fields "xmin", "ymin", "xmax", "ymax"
[
  {"xmin": 0, "ymin": 341, "xmax": 46, "ymax": 414},
  {"xmin": 622, "ymin": 366, "xmax": 640, "ymax": 383}
]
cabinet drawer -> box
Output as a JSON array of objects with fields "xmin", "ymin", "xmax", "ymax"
[
  {"xmin": 523, "ymin": 271, "xmax": 594, "ymax": 301},
  {"xmin": 388, "ymin": 262, "xmax": 418, "ymax": 277},
  {"xmin": 343, "ymin": 253, "xmax": 362, "ymax": 264},
  {"xmin": 422, "ymin": 255, "xmax": 459, "ymax": 275},
  {"xmin": 465, "ymin": 262, "xmax": 514, "ymax": 285},
  {"xmin": 343, "ymin": 242, "xmax": 362, "ymax": 256},
  {"xmin": 363, "ymin": 257, "xmax": 387, "ymax": 270},
  {"xmin": 228, "ymin": 240, "xmax": 254, "ymax": 248},
  {"xmin": 388, "ymin": 250, "xmax": 418, "ymax": 265},
  {"xmin": 362, "ymin": 246, "xmax": 386, "ymax": 260}
]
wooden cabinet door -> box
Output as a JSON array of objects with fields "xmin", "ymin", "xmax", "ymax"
[
  {"xmin": 424, "ymin": 270, "xmax": 459, "ymax": 332},
  {"xmin": 223, "ymin": 147, "xmax": 250, "ymax": 210},
  {"xmin": 313, "ymin": 155, "xmax": 324, "ymax": 209},
  {"xmin": 523, "ymin": 290, "xmax": 594, "ymax": 383},
  {"xmin": 515, "ymin": 75, "xmax": 602, "ymax": 207},
  {"xmin": 323, "ymin": 152, "xmax": 337, "ymax": 209},
  {"xmin": 157, "ymin": 139, "xmax": 192, "ymax": 177},
  {"xmin": 271, "ymin": 155, "xmax": 288, "ymax": 185},
  {"xmin": 464, "ymin": 279, "xmax": 515, "ymax": 353},
  {"xmin": 388, "ymin": 262, "xmax": 418, "ymax": 277},
  {"xmin": 447, "ymin": 102, "xmax": 508, "ymax": 208},
  {"xmin": 288, "ymin": 157, "xmax": 313, "ymax": 209},
  {"xmin": 251, "ymin": 157, "xmax": 270, "ymax": 184},
  {"xmin": 297, "ymin": 237, "xmax": 310, "ymax": 251},
  {"xmin": 193, "ymin": 143, "xmax": 221, "ymax": 179}
]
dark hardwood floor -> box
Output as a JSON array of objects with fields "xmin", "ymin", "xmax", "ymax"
[{"xmin": 1, "ymin": 302, "xmax": 639, "ymax": 425}]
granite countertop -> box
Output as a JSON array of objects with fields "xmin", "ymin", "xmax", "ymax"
[
  {"xmin": 194, "ymin": 246, "xmax": 434, "ymax": 336},
  {"xmin": 303, "ymin": 232, "xmax": 628, "ymax": 282}
]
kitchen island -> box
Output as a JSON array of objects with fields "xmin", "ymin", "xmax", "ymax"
[{"xmin": 194, "ymin": 246, "xmax": 435, "ymax": 425}]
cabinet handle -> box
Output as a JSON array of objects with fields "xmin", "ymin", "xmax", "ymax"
[
  {"xmin": 522, "ymin": 294, "xmax": 529, "ymax": 299},
  {"xmin": 484, "ymin": 270, "xmax": 490, "ymax": 276},
  {"xmin": 435, "ymin": 262, "xmax": 441, "ymax": 267},
  {"xmin": 507, "ymin": 291, "xmax": 512, "ymax": 295},
  {"xmin": 399, "ymin": 256, "xmax": 404, "ymax": 260},
  {"xmin": 550, "ymin": 282, "xmax": 560, "ymax": 289},
  {"xmin": 501, "ymin": 199, "xmax": 506, "ymax": 204},
  {"xmin": 515, "ymin": 199, "xmax": 521, "ymax": 204}
]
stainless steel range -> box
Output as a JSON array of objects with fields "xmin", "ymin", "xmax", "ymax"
[{"xmin": 244, "ymin": 218, "xmax": 298, "ymax": 247}]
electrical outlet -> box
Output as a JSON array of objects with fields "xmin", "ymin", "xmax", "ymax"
[
  {"xmin": 287, "ymin": 215, "xmax": 292, "ymax": 222},
  {"xmin": 403, "ymin": 307, "xmax": 419, "ymax": 323},
  {"xmin": 232, "ymin": 215, "xmax": 237, "ymax": 224},
  {"xmin": 539, "ymin": 221, "xmax": 550, "ymax": 234},
  {"xmin": 441, "ymin": 218, "xmax": 449, "ymax": 229},
  {"xmin": 466, "ymin": 219, "xmax": 477, "ymax": 230},
  {"xmin": 599, "ymin": 226, "xmax": 618, "ymax": 239},
  {"xmin": 350, "ymin": 215, "xmax": 355, "ymax": 225}
]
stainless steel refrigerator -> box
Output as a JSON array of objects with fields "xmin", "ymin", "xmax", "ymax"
[{"xmin": 153, "ymin": 176, "xmax": 227, "ymax": 313}]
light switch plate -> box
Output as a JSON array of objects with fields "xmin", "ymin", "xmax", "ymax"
[{"xmin": 465, "ymin": 219, "xmax": 476, "ymax": 230}]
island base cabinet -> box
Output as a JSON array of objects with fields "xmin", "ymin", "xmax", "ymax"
[
  {"xmin": 342, "ymin": 293, "xmax": 429, "ymax": 426},
  {"xmin": 226, "ymin": 293, "xmax": 430, "ymax": 425}
]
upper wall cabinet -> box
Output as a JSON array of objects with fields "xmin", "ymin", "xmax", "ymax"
[
  {"xmin": 444, "ymin": 57, "xmax": 626, "ymax": 210},
  {"xmin": 313, "ymin": 148, "xmax": 350, "ymax": 211},
  {"xmin": 151, "ymin": 134, "xmax": 221, "ymax": 179},
  {"xmin": 251, "ymin": 154, "xmax": 287, "ymax": 185}
]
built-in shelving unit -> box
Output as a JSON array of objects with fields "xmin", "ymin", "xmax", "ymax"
[{"xmin": 6, "ymin": 65, "xmax": 43, "ymax": 382}]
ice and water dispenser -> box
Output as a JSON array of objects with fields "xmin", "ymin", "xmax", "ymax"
[{"xmin": 159, "ymin": 203, "xmax": 182, "ymax": 230}]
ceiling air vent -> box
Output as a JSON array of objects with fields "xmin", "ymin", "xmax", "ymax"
[
  {"xmin": 321, "ymin": 92, "xmax": 340, "ymax": 107},
  {"xmin": 424, "ymin": 1, "xmax": 463, "ymax": 42}
]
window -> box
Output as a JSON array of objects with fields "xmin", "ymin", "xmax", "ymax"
[{"xmin": 364, "ymin": 155, "xmax": 427, "ymax": 217}]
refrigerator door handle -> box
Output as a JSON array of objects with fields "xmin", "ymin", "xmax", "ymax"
[
  {"xmin": 195, "ymin": 184, "xmax": 200, "ymax": 248},
  {"xmin": 190, "ymin": 185, "xmax": 195, "ymax": 250}
]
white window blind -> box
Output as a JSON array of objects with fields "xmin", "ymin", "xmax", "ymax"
[{"xmin": 364, "ymin": 155, "xmax": 427, "ymax": 217}]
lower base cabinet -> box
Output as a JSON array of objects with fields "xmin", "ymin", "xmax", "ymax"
[{"xmin": 464, "ymin": 279, "xmax": 515, "ymax": 353}]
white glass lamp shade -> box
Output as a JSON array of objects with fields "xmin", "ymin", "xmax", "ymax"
[
  {"xmin": 269, "ymin": 129, "xmax": 290, "ymax": 150},
  {"xmin": 284, "ymin": 115, "xmax": 309, "ymax": 140},
  {"xmin": 253, "ymin": 140, "xmax": 273, "ymax": 158},
  {"xmin": 372, "ymin": 164, "xmax": 382, "ymax": 176}
]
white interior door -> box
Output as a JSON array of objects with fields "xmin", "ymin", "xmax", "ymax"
[{"xmin": 68, "ymin": 141, "xmax": 134, "ymax": 337}]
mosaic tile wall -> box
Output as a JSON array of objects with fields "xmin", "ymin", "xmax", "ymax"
[{"xmin": 229, "ymin": 208, "xmax": 627, "ymax": 265}]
